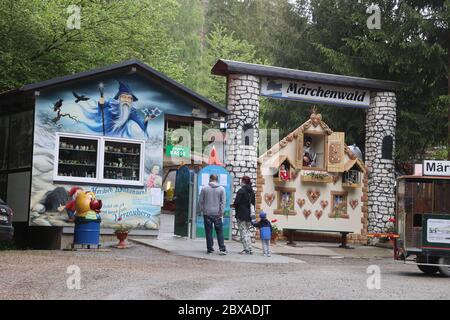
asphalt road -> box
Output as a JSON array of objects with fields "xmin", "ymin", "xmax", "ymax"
[{"xmin": 0, "ymin": 244, "xmax": 448, "ymax": 300}]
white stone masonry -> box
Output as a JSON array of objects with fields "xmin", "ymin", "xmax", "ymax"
[
  {"xmin": 226, "ymin": 74, "xmax": 260, "ymax": 240},
  {"xmin": 365, "ymin": 92, "xmax": 397, "ymax": 233}
]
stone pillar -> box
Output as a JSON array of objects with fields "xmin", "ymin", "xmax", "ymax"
[
  {"xmin": 226, "ymin": 74, "xmax": 260, "ymax": 240},
  {"xmin": 365, "ymin": 91, "xmax": 397, "ymax": 234}
]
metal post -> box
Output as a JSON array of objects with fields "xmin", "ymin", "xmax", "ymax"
[{"xmin": 190, "ymin": 172, "xmax": 198, "ymax": 239}]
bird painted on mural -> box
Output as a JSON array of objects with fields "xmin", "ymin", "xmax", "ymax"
[
  {"xmin": 72, "ymin": 91, "xmax": 90, "ymax": 103},
  {"xmin": 53, "ymin": 99, "xmax": 63, "ymax": 112}
]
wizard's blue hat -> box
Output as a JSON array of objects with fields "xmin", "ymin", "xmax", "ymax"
[{"xmin": 114, "ymin": 81, "xmax": 138, "ymax": 101}]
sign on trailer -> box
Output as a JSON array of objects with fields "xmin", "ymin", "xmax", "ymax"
[{"xmin": 423, "ymin": 160, "xmax": 450, "ymax": 177}]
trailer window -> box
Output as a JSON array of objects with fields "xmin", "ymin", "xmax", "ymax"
[
  {"xmin": 434, "ymin": 180, "xmax": 450, "ymax": 214},
  {"xmin": 405, "ymin": 181, "xmax": 432, "ymax": 227}
]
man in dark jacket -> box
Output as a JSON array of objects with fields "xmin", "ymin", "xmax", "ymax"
[{"xmin": 233, "ymin": 176, "xmax": 255, "ymax": 254}]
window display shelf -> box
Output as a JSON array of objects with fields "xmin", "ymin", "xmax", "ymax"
[
  {"xmin": 104, "ymin": 165, "xmax": 140, "ymax": 170},
  {"xmin": 105, "ymin": 151, "xmax": 140, "ymax": 156},
  {"xmin": 58, "ymin": 163, "xmax": 97, "ymax": 166},
  {"xmin": 59, "ymin": 148, "xmax": 96, "ymax": 153},
  {"xmin": 54, "ymin": 133, "xmax": 145, "ymax": 186}
]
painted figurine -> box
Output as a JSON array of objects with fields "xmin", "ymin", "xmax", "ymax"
[
  {"xmin": 75, "ymin": 190, "xmax": 102, "ymax": 220},
  {"xmin": 279, "ymin": 164, "xmax": 290, "ymax": 181},
  {"xmin": 57, "ymin": 186, "xmax": 83, "ymax": 222},
  {"xmin": 303, "ymin": 136, "xmax": 316, "ymax": 167}
]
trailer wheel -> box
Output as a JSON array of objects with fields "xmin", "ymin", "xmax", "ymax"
[
  {"xmin": 438, "ymin": 257, "xmax": 450, "ymax": 277},
  {"xmin": 417, "ymin": 264, "xmax": 439, "ymax": 275}
]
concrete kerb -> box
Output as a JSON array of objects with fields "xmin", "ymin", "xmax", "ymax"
[
  {"xmin": 129, "ymin": 238, "xmax": 305, "ymax": 264},
  {"xmin": 130, "ymin": 237, "xmax": 393, "ymax": 263}
]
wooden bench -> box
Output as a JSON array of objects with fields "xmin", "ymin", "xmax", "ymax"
[{"xmin": 284, "ymin": 229, "xmax": 354, "ymax": 249}]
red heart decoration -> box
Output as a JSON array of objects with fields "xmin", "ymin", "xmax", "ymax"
[
  {"xmin": 320, "ymin": 200, "xmax": 328, "ymax": 210},
  {"xmin": 297, "ymin": 198, "xmax": 305, "ymax": 208},
  {"xmin": 264, "ymin": 193, "xmax": 275, "ymax": 207},
  {"xmin": 350, "ymin": 199, "xmax": 359, "ymax": 210},
  {"xmin": 303, "ymin": 209, "xmax": 311, "ymax": 219},
  {"xmin": 315, "ymin": 210, "xmax": 323, "ymax": 220},
  {"xmin": 307, "ymin": 189, "xmax": 320, "ymax": 204}
]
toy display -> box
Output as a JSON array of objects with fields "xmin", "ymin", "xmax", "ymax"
[{"xmin": 73, "ymin": 190, "xmax": 103, "ymax": 247}]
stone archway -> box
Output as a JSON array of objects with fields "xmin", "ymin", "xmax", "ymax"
[{"xmin": 212, "ymin": 59, "xmax": 400, "ymax": 237}]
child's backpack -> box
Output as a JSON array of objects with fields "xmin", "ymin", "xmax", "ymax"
[{"xmin": 260, "ymin": 226, "xmax": 271, "ymax": 240}]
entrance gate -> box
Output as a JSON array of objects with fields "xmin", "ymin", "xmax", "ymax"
[{"xmin": 211, "ymin": 59, "xmax": 401, "ymax": 236}]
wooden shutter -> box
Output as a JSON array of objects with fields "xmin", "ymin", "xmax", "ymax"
[
  {"xmin": 296, "ymin": 130, "xmax": 304, "ymax": 168},
  {"xmin": 327, "ymin": 132, "xmax": 345, "ymax": 172}
]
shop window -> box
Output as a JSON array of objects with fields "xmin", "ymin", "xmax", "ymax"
[
  {"xmin": 103, "ymin": 140, "xmax": 142, "ymax": 182},
  {"xmin": 57, "ymin": 136, "xmax": 99, "ymax": 180},
  {"xmin": 302, "ymin": 134, "xmax": 325, "ymax": 170},
  {"xmin": 434, "ymin": 180, "xmax": 450, "ymax": 214},
  {"xmin": 382, "ymin": 136, "xmax": 393, "ymax": 160},
  {"xmin": 329, "ymin": 191, "xmax": 349, "ymax": 219},
  {"xmin": 274, "ymin": 186, "xmax": 296, "ymax": 215},
  {"xmin": 54, "ymin": 133, "xmax": 144, "ymax": 186},
  {"xmin": 8, "ymin": 111, "xmax": 33, "ymax": 170}
]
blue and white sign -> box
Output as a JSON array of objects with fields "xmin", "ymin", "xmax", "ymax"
[{"xmin": 260, "ymin": 77, "xmax": 370, "ymax": 108}]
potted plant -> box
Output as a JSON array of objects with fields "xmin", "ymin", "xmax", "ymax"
[
  {"xmin": 113, "ymin": 217, "xmax": 131, "ymax": 248},
  {"xmin": 271, "ymin": 219, "xmax": 281, "ymax": 244}
]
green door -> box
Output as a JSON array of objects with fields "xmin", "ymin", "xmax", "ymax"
[{"xmin": 174, "ymin": 166, "xmax": 190, "ymax": 237}]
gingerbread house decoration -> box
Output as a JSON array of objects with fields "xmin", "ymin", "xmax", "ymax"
[{"xmin": 256, "ymin": 111, "xmax": 368, "ymax": 244}]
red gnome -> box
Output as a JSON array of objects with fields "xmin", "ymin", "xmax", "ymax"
[{"xmin": 57, "ymin": 186, "xmax": 83, "ymax": 222}]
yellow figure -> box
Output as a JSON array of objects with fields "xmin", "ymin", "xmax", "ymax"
[{"xmin": 75, "ymin": 190, "xmax": 102, "ymax": 220}]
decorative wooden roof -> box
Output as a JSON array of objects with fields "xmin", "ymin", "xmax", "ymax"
[{"xmin": 258, "ymin": 111, "xmax": 366, "ymax": 172}]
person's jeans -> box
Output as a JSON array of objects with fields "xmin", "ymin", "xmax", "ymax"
[
  {"xmin": 237, "ymin": 220, "xmax": 253, "ymax": 252},
  {"xmin": 204, "ymin": 215, "xmax": 226, "ymax": 252},
  {"xmin": 262, "ymin": 239, "xmax": 270, "ymax": 255}
]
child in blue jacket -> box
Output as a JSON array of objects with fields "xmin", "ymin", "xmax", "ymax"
[{"xmin": 253, "ymin": 212, "xmax": 272, "ymax": 257}]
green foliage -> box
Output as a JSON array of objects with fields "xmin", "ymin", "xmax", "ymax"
[
  {"xmin": 195, "ymin": 24, "xmax": 265, "ymax": 105},
  {"xmin": 263, "ymin": 0, "xmax": 449, "ymax": 161},
  {"xmin": 0, "ymin": 0, "xmax": 186, "ymax": 91},
  {"xmin": 1, "ymin": 0, "xmax": 449, "ymax": 163}
]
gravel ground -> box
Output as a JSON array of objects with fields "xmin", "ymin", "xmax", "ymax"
[{"xmin": 0, "ymin": 244, "xmax": 448, "ymax": 300}]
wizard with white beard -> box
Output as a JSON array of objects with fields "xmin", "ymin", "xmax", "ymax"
[{"xmin": 96, "ymin": 81, "xmax": 156, "ymax": 138}]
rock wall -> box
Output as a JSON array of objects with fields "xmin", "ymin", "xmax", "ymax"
[{"xmin": 365, "ymin": 91, "xmax": 397, "ymax": 233}]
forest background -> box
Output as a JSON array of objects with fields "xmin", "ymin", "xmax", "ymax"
[{"xmin": 0, "ymin": 0, "xmax": 448, "ymax": 165}]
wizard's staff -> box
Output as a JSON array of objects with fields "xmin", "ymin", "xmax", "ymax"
[{"xmin": 99, "ymin": 82, "xmax": 105, "ymax": 135}]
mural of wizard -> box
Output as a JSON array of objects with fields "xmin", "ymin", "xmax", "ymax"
[{"xmin": 82, "ymin": 80, "xmax": 161, "ymax": 138}]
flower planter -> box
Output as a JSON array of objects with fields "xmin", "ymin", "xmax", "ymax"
[
  {"xmin": 115, "ymin": 231, "xmax": 129, "ymax": 248},
  {"xmin": 300, "ymin": 175, "xmax": 332, "ymax": 183},
  {"xmin": 270, "ymin": 234, "xmax": 278, "ymax": 245},
  {"xmin": 342, "ymin": 182, "xmax": 361, "ymax": 188}
]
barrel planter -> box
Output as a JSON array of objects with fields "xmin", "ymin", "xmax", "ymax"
[{"xmin": 73, "ymin": 216, "xmax": 101, "ymax": 247}]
